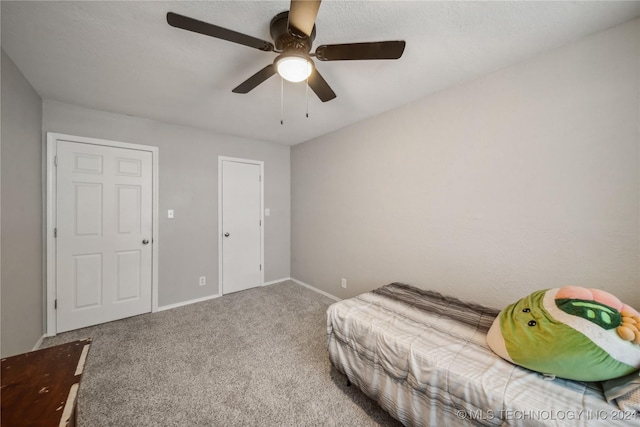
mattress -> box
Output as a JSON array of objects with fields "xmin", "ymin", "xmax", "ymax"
[{"xmin": 326, "ymin": 283, "xmax": 639, "ymax": 426}]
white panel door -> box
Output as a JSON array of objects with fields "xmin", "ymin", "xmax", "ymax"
[
  {"xmin": 221, "ymin": 160, "xmax": 262, "ymax": 294},
  {"xmin": 56, "ymin": 141, "xmax": 153, "ymax": 332}
]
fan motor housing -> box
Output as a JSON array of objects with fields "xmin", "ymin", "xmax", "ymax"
[{"xmin": 270, "ymin": 11, "xmax": 316, "ymax": 53}]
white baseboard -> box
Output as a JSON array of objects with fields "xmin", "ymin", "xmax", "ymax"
[
  {"xmin": 32, "ymin": 334, "xmax": 46, "ymax": 351},
  {"xmin": 263, "ymin": 277, "xmax": 292, "ymax": 286},
  {"xmin": 291, "ymin": 278, "xmax": 341, "ymax": 302},
  {"xmin": 157, "ymin": 293, "xmax": 221, "ymax": 312},
  {"xmin": 152, "ymin": 278, "xmax": 338, "ymax": 313}
]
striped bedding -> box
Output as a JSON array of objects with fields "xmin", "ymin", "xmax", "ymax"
[{"xmin": 326, "ymin": 283, "xmax": 639, "ymax": 426}]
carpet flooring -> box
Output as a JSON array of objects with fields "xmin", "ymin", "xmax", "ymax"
[{"xmin": 42, "ymin": 280, "xmax": 402, "ymax": 426}]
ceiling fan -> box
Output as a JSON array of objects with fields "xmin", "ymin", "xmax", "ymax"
[{"xmin": 167, "ymin": 0, "xmax": 406, "ymax": 102}]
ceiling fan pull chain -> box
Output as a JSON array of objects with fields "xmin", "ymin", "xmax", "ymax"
[
  {"xmin": 280, "ymin": 76, "xmax": 284, "ymax": 125},
  {"xmin": 305, "ymin": 79, "xmax": 309, "ymax": 118}
]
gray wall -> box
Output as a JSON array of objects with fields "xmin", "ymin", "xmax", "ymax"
[
  {"xmin": 43, "ymin": 100, "xmax": 290, "ymax": 307},
  {"xmin": 291, "ymin": 19, "xmax": 640, "ymax": 309},
  {"xmin": 1, "ymin": 50, "xmax": 44, "ymax": 357}
]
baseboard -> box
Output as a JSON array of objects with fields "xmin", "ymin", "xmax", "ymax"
[
  {"xmin": 291, "ymin": 278, "xmax": 341, "ymax": 302},
  {"xmin": 32, "ymin": 334, "xmax": 46, "ymax": 351},
  {"xmin": 263, "ymin": 277, "xmax": 292, "ymax": 286},
  {"xmin": 156, "ymin": 278, "xmax": 339, "ymax": 311},
  {"xmin": 157, "ymin": 293, "xmax": 221, "ymax": 312}
]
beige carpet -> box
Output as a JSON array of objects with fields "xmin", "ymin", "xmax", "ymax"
[{"xmin": 42, "ymin": 280, "xmax": 401, "ymax": 426}]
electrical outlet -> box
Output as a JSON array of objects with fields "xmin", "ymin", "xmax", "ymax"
[
  {"xmin": 341, "ymin": 278, "xmax": 347, "ymax": 289},
  {"xmin": 168, "ymin": 209, "xmax": 174, "ymax": 219},
  {"xmin": 199, "ymin": 276, "xmax": 206, "ymax": 286}
]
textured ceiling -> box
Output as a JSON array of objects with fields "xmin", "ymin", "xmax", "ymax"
[{"xmin": 2, "ymin": 1, "xmax": 639, "ymax": 145}]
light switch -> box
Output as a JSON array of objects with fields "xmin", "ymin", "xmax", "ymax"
[
  {"xmin": 168, "ymin": 209, "xmax": 174, "ymax": 219},
  {"xmin": 265, "ymin": 208, "xmax": 270, "ymax": 216}
]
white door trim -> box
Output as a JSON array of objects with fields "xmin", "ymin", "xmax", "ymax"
[
  {"xmin": 218, "ymin": 156, "xmax": 264, "ymax": 295},
  {"xmin": 46, "ymin": 132, "xmax": 159, "ymax": 336}
]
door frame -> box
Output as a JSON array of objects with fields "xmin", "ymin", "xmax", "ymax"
[
  {"xmin": 46, "ymin": 132, "xmax": 159, "ymax": 336},
  {"xmin": 218, "ymin": 156, "xmax": 264, "ymax": 295}
]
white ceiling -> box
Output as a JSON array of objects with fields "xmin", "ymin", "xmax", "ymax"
[{"xmin": 2, "ymin": 1, "xmax": 639, "ymax": 145}]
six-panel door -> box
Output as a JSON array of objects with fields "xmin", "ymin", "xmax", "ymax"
[{"xmin": 56, "ymin": 141, "xmax": 153, "ymax": 332}]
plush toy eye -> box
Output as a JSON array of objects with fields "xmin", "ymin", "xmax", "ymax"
[
  {"xmin": 522, "ymin": 308, "xmax": 530, "ymax": 313},
  {"xmin": 528, "ymin": 320, "xmax": 537, "ymax": 326}
]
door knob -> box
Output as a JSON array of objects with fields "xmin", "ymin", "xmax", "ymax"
[
  {"xmin": 142, "ymin": 239, "xmax": 150, "ymax": 245},
  {"xmin": 224, "ymin": 233, "xmax": 230, "ymax": 237}
]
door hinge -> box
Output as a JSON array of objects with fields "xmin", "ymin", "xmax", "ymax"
[
  {"xmin": 54, "ymin": 156, "xmax": 58, "ymax": 167},
  {"xmin": 259, "ymin": 220, "xmax": 261, "ymax": 226},
  {"xmin": 54, "ymin": 299, "xmax": 57, "ymax": 309},
  {"xmin": 260, "ymin": 264, "xmax": 262, "ymax": 271},
  {"xmin": 54, "ymin": 228, "xmax": 57, "ymax": 238},
  {"xmin": 259, "ymin": 175, "xmax": 261, "ymax": 182}
]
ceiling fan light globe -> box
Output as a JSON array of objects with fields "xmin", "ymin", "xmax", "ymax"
[{"xmin": 276, "ymin": 55, "xmax": 313, "ymax": 82}]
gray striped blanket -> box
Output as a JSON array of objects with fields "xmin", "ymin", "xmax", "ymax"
[
  {"xmin": 327, "ymin": 283, "xmax": 637, "ymax": 427},
  {"xmin": 372, "ymin": 282, "xmax": 500, "ymax": 332}
]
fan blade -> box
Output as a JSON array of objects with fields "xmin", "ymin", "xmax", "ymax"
[
  {"xmin": 232, "ymin": 64, "xmax": 277, "ymax": 94},
  {"xmin": 288, "ymin": 0, "xmax": 321, "ymax": 37},
  {"xmin": 167, "ymin": 12, "xmax": 274, "ymax": 52},
  {"xmin": 315, "ymin": 41, "xmax": 405, "ymax": 61},
  {"xmin": 307, "ymin": 68, "xmax": 336, "ymax": 102}
]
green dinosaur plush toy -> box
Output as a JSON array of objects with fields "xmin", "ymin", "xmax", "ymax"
[{"xmin": 487, "ymin": 286, "xmax": 640, "ymax": 382}]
